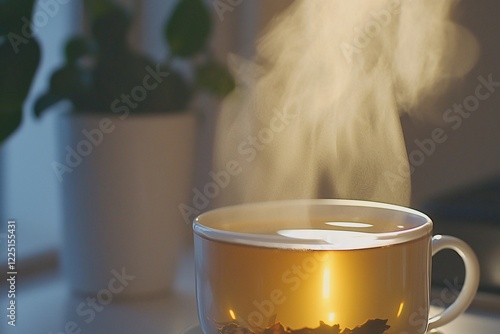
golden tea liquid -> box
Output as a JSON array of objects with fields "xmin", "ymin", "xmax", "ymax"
[{"xmin": 194, "ymin": 220, "xmax": 432, "ymax": 334}]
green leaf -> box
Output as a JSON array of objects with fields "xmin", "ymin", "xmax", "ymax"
[
  {"xmin": 195, "ymin": 61, "xmax": 235, "ymax": 97},
  {"xmin": 33, "ymin": 63, "xmax": 92, "ymax": 116},
  {"xmin": 165, "ymin": 0, "xmax": 211, "ymax": 58},
  {"xmin": 92, "ymin": 53, "xmax": 153, "ymax": 111},
  {"xmin": 0, "ymin": 0, "xmax": 37, "ymax": 35},
  {"xmin": 0, "ymin": 0, "xmax": 39, "ymax": 144},
  {"xmin": 142, "ymin": 67, "xmax": 192, "ymax": 112},
  {"xmin": 0, "ymin": 111, "xmax": 21, "ymax": 144},
  {"xmin": 0, "ymin": 40, "xmax": 40, "ymax": 105},
  {"xmin": 34, "ymin": 93, "xmax": 63, "ymax": 118},
  {"xmin": 49, "ymin": 64, "xmax": 91, "ymax": 98},
  {"xmin": 91, "ymin": 4, "xmax": 131, "ymax": 51},
  {"xmin": 65, "ymin": 36, "xmax": 92, "ymax": 63},
  {"xmin": 0, "ymin": 36, "xmax": 40, "ymax": 141},
  {"xmin": 84, "ymin": 0, "xmax": 117, "ymax": 19}
]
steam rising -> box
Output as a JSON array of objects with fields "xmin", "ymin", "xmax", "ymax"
[{"xmin": 214, "ymin": 0, "xmax": 478, "ymax": 206}]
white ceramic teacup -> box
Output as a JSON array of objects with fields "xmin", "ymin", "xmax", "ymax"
[{"xmin": 193, "ymin": 199, "xmax": 480, "ymax": 334}]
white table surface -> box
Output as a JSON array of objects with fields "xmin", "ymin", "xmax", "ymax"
[{"xmin": 1, "ymin": 250, "xmax": 499, "ymax": 334}]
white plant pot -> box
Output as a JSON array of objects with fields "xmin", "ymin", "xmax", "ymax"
[{"xmin": 56, "ymin": 112, "xmax": 197, "ymax": 296}]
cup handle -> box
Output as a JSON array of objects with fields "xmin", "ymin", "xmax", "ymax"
[{"xmin": 427, "ymin": 235, "xmax": 480, "ymax": 331}]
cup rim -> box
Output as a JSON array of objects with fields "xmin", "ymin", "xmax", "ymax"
[{"xmin": 193, "ymin": 199, "xmax": 433, "ymax": 250}]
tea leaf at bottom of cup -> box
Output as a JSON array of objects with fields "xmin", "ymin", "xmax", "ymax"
[{"xmin": 218, "ymin": 318, "xmax": 389, "ymax": 334}]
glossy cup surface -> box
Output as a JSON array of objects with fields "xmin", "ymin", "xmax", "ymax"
[{"xmin": 194, "ymin": 200, "xmax": 440, "ymax": 334}]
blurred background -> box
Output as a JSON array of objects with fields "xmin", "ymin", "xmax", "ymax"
[{"xmin": 0, "ymin": 0, "xmax": 499, "ymax": 332}]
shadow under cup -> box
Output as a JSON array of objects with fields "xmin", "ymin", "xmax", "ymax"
[{"xmin": 193, "ymin": 199, "xmax": 479, "ymax": 334}]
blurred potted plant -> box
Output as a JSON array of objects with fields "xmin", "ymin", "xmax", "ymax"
[{"xmin": 34, "ymin": 0, "xmax": 234, "ymax": 296}]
